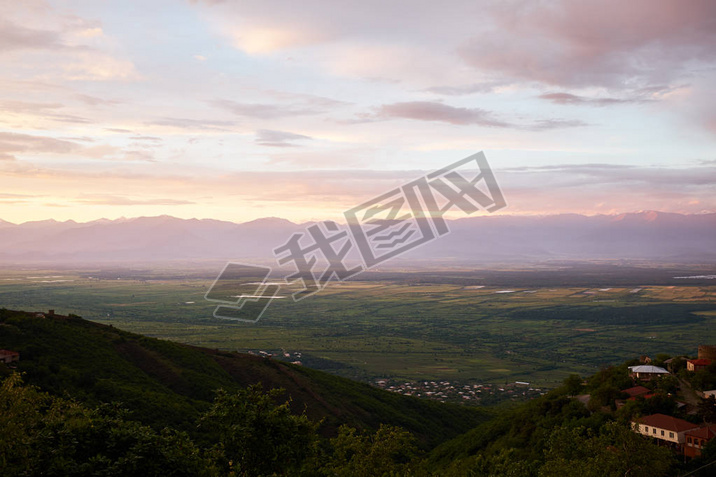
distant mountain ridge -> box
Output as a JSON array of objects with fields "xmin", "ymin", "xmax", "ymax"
[{"xmin": 0, "ymin": 211, "xmax": 713, "ymax": 263}]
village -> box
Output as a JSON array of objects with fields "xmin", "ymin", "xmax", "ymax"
[
  {"xmin": 368, "ymin": 343, "xmax": 716, "ymax": 460},
  {"xmin": 373, "ymin": 379, "xmax": 546, "ymax": 405},
  {"xmin": 612, "ymin": 345, "xmax": 716, "ymax": 459}
]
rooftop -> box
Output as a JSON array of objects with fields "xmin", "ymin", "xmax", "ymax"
[
  {"xmin": 623, "ymin": 385, "xmax": 651, "ymax": 397},
  {"xmin": 628, "ymin": 393, "xmax": 656, "ymax": 401},
  {"xmin": 633, "ymin": 414, "xmax": 701, "ymax": 433},
  {"xmin": 685, "ymin": 425, "xmax": 716, "ymax": 440},
  {"xmin": 688, "ymin": 359, "xmax": 712, "ymax": 366},
  {"xmin": 628, "ymin": 365, "xmax": 669, "ymax": 374}
]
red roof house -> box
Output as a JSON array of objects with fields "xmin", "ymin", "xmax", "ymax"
[
  {"xmin": 687, "ymin": 359, "xmax": 712, "ymax": 372},
  {"xmin": 684, "ymin": 424, "xmax": 716, "ymax": 459},
  {"xmin": 632, "ymin": 414, "xmax": 701, "ymax": 453},
  {"xmin": 628, "ymin": 393, "xmax": 656, "ymax": 401},
  {"xmin": 623, "ymin": 385, "xmax": 651, "ymax": 398}
]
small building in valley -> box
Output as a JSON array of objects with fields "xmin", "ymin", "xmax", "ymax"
[
  {"xmin": 0, "ymin": 349, "xmax": 20, "ymax": 364},
  {"xmin": 623, "ymin": 385, "xmax": 651, "ymax": 399},
  {"xmin": 687, "ymin": 358, "xmax": 712, "ymax": 372},
  {"xmin": 628, "ymin": 365, "xmax": 669, "ymax": 380}
]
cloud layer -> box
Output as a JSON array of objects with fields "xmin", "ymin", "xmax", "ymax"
[{"xmin": 0, "ymin": 0, "xmax": 714, "ymax": 222}]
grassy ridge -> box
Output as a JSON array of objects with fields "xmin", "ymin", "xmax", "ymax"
[{"xmin": 0, "ymin": 309, "xmax": 489, "ymax": 448}]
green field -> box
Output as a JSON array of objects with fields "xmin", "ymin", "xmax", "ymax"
[{"xmin": 1, "ymin": 266, "xmax": 714, "ymax": 387}]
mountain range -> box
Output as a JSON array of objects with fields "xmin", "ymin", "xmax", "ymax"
[{"xmin": 0, "ymin": 211, "xmax": 713, "ymax": 264}]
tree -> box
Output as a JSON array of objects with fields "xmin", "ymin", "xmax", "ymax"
[
  {"xmin": 614, "ymin": 387, "xmax": 679, "ymax": 420},
  {"xmin": 670, "ymin": 357, "xmax": 687, "ymax": 374},
  {"xmin": 653, "ymin": 354, "xmax": 671, "ymax": 367},
  {"xmin": 655, "ymin": 374, "xmax": 679, "ymax": 395},
  {"xmin": 322, "ymin": 424, "xmax": 420, "ymax": 477},
  {"xmin": 0, "ymin": 373, "xmax": 47, "ymax": 472},
  {"xmin": 0, "ymin": 373, "xmax": 211, "ymax": 476},
  {"xmin": 200, "ymin": 384, "xmax": 319, "ymax": 477},
  {"xmin": 588, "ymin": 385, "xmax": 622, "ymax": 411},
  {"xmin": 699, "ymin": 436, "xmax": 716, "ymax": 463},
  {"xmin": 440, "ymin": 448, "xmax": 533, "ymax": 477},
  {"xmin": 697, "ymin": 395, "xmax": 716, "ymax": 423},
  {"xmin": 587, "ymin": 366, "xmax": 633, "ymax": 394},
  {"xmin": 691, "ymin": 363, "xmax": 716, "ymax": 391},
  {"xmin": 563, "ymin": 374, "xmax": 583, "ymax": 396},
  {"xmin": 539, "ymin": 422, "xmax": 675, "ymax": 477}
]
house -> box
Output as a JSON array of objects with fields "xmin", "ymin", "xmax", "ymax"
[
  {"xmin": 684, "ymin": 424, "xmax": 716, "ymax": 459},
  {"xmin": 628, "ymin": 365, "xmax": 669, "ymax": 380},
  {"xmin": 623, "ymin": 385, "xmax": 651, "ymax": 398},
  {"xmin": 663, "ymin": 357, "xmax": 689, "ymax": 373},
  {"xmin": 687, "ymin": 358, "xmax": 712, "ymax": 372},
  {"xmin": 628, "ymin": 393, "xmax": 656, "ymax": 402},
  {"xmin": 632, "ymin": 414, "xmax": 701, "ymax": 453},
  {"xmin": 616, "ymin": 386, "xmax": 655, "ymax": 408},
  {"xmin": 0, "ymin": 349, "xmax": 20, "ymax": 364}
]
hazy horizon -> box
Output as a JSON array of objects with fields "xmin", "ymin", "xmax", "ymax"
[
  {"xmin": 1, "ymin": 208, "xmax": 715, "ymax": 227},
  {"xmin": 1, "ymin": 210, "xmax": 713, "ymax": 265}
]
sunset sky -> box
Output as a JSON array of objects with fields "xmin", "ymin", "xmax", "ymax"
[{"xmin": 1, "ymin": 0, "xmax": 715, "ymax": 224}]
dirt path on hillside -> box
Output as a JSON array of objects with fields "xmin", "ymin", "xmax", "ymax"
[{"xmin": 678, "ymin": 377, "xmax": 701, "ymax": 409}]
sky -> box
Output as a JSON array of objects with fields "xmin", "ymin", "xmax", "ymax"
[{"xmin": 1, "ymin": 0, "xmax": 715, "ymax": 224}]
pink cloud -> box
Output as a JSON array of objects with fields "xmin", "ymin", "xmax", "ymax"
[
  {"xmin": 366, "ymin": 101, "xmax": 587, "ymax": 130},
  {"xmin": 0, "ymin": 19, "xmax": 63, "ymax": 52},
  {"xmin": 255, "ymin": 129, "xmax": 312, "ymax": 147},
  {"xmin": 1, "ymin": 160, "xmax": 713, "ymax": 223},
  {"xmin": 539, "ymin": 93, "xmax": 640, "ymax": 106},
  {"xmin": 374, "ymin": 101, "xmax": 509, "ymax": 127},
  {"xmin": 460, "ymin": 0, "xmax": 716, "ymax": 89},
  {"xmin": 0, "ymin": 132, "xmax": 81, "ymax": 160}
]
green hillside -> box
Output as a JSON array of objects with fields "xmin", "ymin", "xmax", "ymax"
[
  {"xmin": 424, "ymin": 362, "xmax": 716, "ymax": 476},
  {"xmin": 4, "ymin": 308, "xmax": 713, "ymax": 476},
  {"xmin": 0, "ymin": 308, "xmax": 488, "ymax": 448}
]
